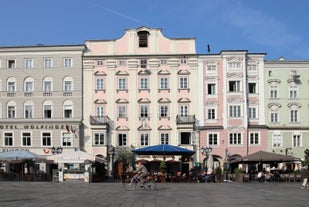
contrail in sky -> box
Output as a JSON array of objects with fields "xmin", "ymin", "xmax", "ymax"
[{"xmin": 87, "ymin": 0, "xmax": 143, "ymax": 24}]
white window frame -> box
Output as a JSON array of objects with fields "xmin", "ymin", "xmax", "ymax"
[
  {"xmin": 94, "ymin": 132, "xmax": 104, "ymax": 145},
  {"xmin": 24, "ymin": 59, "xmax": 33, "ymax": 68},
  {"xmin": 249, "ymin": 132, "xmax": 260, "ymax": 145},
  {"xmin": 63, "ymin": 58, "xmax": 73, "ymax": 67},
  {"xmin": 160, "ymin": 77, "xmax": 168, "ymax": 89},
  {"xmin": 179, "ymin": 77, "xmax": 188, "ymax": 89},
  {"xmin": 208, "ymin": 133, "xmax": 219, "ymax": 146},
  {"xmin": 118, "ymin": 78, "xmax": 127, "ymax": 90},
  {"xmin": 229, "ymin": 105, "xmax": 241, "ymax": 118},
  {"xmin": 140, "ymin": 133, "xmax": 149, "ymax": 146},
  {"xmin": 140, "ymin": 77, "xmax": 148, "ymax": 90},
  {"xmin": 44, "ymin": 58, "xmax": 53, "ymax": 68}
]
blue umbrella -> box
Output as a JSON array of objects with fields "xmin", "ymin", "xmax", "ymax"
[{"xmin": 132, "ymin": 144, "xmax": 195, "ymax": 156}]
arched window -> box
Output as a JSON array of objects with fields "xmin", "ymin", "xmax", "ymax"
[
  {"xmin": 7, "ymin": 100, "xmax": 16, "ymax": 118},
  {"xmin": 7, "ymin": 77, "xmax": 16, "ymax": 92},
  {"xmin": 63, "ymin": 100, "xmax": 73, "ymax": 118},
  {"xmin": 63, "ymin": 76, "xmax": 73, "ymax": 92},
  {"xmin": 43, "ymin": 100, "xmax": 53, "ymax": 118},
  {"xmin": 43, "ymin": 77, "xmax": 53, "ymax": 92},
  {"xmin": 24, "ymin": 100, "xmax": 34, "ymax": 118},
  {"xmin": 24, "ymin": 77, "xmax": 34, "ymax": 92}
]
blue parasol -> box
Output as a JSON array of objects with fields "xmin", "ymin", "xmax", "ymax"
[{"xmin": 132, "ymin": 144, "xmax": 195, "ymax": 156}]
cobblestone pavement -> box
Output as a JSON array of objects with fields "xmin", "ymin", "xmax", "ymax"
[{"xmin": 0, "ymin": 181, "xmax": 308, "ymax": 207}]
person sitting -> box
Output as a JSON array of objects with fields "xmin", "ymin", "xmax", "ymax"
[{"xmin": 258, "ymin": 170, "xmax": 265, "ymax": 183}]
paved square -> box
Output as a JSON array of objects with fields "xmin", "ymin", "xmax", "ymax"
[{"xmin": 0, "ymin": 181, "xmax": 308, "ymax": 207}]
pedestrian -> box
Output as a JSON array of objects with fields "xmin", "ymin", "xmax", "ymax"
[{"xmin": 300, "ymin": 165, "xmax": 309, "ymax": 189}]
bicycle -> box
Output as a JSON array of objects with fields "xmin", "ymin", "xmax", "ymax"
[{"xmin": 123, "ymin": 173, "xmax": 157, "ymax": 191}]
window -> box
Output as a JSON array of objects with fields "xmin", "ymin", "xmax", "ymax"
[
  {"xmin": 289, "ymin": 86, "xmax": 297, "ymax": 98},
  {"xmin": 4, "ymin": 132, "xmax": 13, "ymax": 146},
  {"xmin": 229, "ymin": 105, "xmax": 241, "ymax": 118},
  {"xmin": 140, "ymin": 77, "xmax": 148, "ymax": 89},
  {"xmin": 160, "ymin": 77, "xmax": 168, "ymax": 89},
  {"xmin": 63, "ymin": 58, "xmax": 73, "ymax": 67},
  {"xmin": 248, "ymin": 107, "xmax": 257, "ymax": 119},
  {"xmin": 272, "ymin": 133, "xmax": 282, "ymax": 148},
  {"xmin": 229, "ymin": 133, "xmax": 241, "ymax": 145},
  {"xmin": 140, "ymin": 105, "xmax": 148, "ymax": 118},
  {"xmin": 160, "ymin": 133, "xmax": 169, "ymax": 144},
  {"xmin": 96, "ymin": 60, "xmax": 104, "ymax": 66},
  {"xmin": 42, "ymin": 132, "xmax": 51, "ymax": 146},
  {"xmin": 207, "ymin": 108, "xmax": 216, "ymax": 120},
  {"xmin": 140, "ymin": 59, "xmax": 147, "ymax": 68},
  {"xmin": 7, "ymin": 81, "xmax": 15, "ymax": 92},
  {"xmin": 160, "ymin": 105, "xmax": 168, "ymax": 118},
  {"xmin": 138, "ymin": 31, "xmax": 149, "ymax": 47},
  {"xmin": 43, "ymin": 80, "xmax": 52, "ymax": 92},
  {"xmin": 247, "ymin": 65, "xmax": 257, "ymax": 70},
  {"xmin": 44, "ymin": 58, "xmax": 53, "ymax": 68},
  {"xmin": 228, "ymin": 62, "xmax": 241, "ymax": 69},
  {"xmin": 62, "ymin": 132, "xmax": 72, "ymax": 146},
  {"xmin": 8, "ymin": 60, "xmax": 16, "ymax": 68},
  {"xmin": 270, "ymin": 89, "xmax": 278, "ymax": 98},
  {"xmin": 22, "ymin": 132, "xmax": 31, "ymax": 146},
  {"xmin": 250, "ymin": 133, "xmax": 259, "ymax": 145},
  {"xmin": 7, "ymin": 105, "xmax": 15, "ymax": 118},
  {"xmin": 207, "ymin": 65, "xmax": 216, "ymax": 71},
  {"xmin": 179, "ymin": 77, "xmax": 188, "ymax": 89},
  {"xmin": 24, "ymin": 59, "xmax": 33, "ymax": 68},
  {"xmin": 119, "ymin": 60, "xmax": 126, "ymax": 66},
  {"xmin": 118, "ymin": 78, "xmax": 127, "ymax": 90},
  {"xmin": 140, "ymin": 133, "xmax": 149, "ymax": 146},
  {"xmin": 24, "ymin": 104, "xmax": 33, "ymax": 118},
  {"xmin": 96, "ymin": 78, "xmax": 104, "ymax": 90},
  {"xmin": 64, "ymin": 101, "xmax": 73, "ymax": 118},
  {"xmin": 270, "ymin": 111, "xmax": 279, "ymax": 123},
  {"xmin": 63, "ymin": 77, "xmax": 73, "ymax": 92},
  {"xmin": 229, "ymin": 80, "xmax": 240, "ymax": 92},
  {"xmin": 180, "ymin": 105, "xmax": 188, "ymax": 117},
  {"xmin": 118, "ymin": 134, "xmax": 127, "ymax": 146},
  {"xmin": 180, "ymin": 59, "xmax": 187, "ymax": 64},
  {"xmin": 180, "ymin": 132, "xmax": 191, "ymax": 145},
  {"xmin": 248, "ymin": 83, "xmax": 256, "ymax": 94},
  {"xmin": 160, "ymin": 59, "xmax": 167, "ymax": 65},
  {"xmin": 24, "ymin": 78, "xmax": 33, "ymax": 92},
  {"xmin": 207, "ymin": 83, "xmax": 216, "ymax": 95},
  {"xmin": 43, "ymin": 102, "xmax": 52, "ymax": 118},
  {"xmin": 208, "ymin": 133, "xmax": 218, "ymax": 145},
  {"xmin": 94, "ymin": 132, "xmax": 104, "ymax": 145},
  {"xmin": 293, "ymin": 134, "xmax": 301, "ymax": 147},
  {"xmin": 118, "ymin": 106, "xmax": 126, "ymax": 118},
  {"xmin": 96, "ymin": 106, "xmax": 104, "ymax": 117},
  {"xmin": 290, "ymin": 110, "xmax": 298, "ymax": 122}
]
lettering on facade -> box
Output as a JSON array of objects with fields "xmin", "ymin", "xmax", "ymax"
[
  {"xmin": 0, "ymin": 148, "xmax": 30, "ymax": 152},
  {"xmin": 0, "ymin": 125, "xmax": 67, "ymax": 130}
]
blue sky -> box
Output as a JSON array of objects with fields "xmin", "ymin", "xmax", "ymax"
[{"xmin": 0, "ymin": 0, "xmax": 308, "ymax": 60}]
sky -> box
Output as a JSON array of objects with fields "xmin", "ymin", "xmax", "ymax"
[{"xmin": 0, "ymin": 0, "xmax": 308, "ymax": 60}]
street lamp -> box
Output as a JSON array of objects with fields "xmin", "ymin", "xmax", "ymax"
[
  {"xmin": 201, "ymin": 146, "xmax": 213, "ymax": 169},
  {"xmin": 285, "ymin": 147, "xmax": 292, "ymax": 156},
  {"xmin": 51, "ymin": 146, "xmax": 63, "ymax": 154}
]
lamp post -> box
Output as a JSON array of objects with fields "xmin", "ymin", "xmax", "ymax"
[
  {"xmin": 107, "ymin": 145, "xmax": 115, "ymax": 178},
  {"xmin": 201, "ymin": 146, "xmax": 212, "ymax": 168},
  {"xmin": 51, "ymin": 146, "xmax": 63, "ymax": 154},
  {"xmin": 285, "ymin": 147, "xmax": 292, "ymax": 156}
]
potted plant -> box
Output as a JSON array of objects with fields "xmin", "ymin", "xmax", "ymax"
[
  {"xmin": 215, "ymin": 167, "xmax": 222, "ymax": 182},
  {"xmin": 234, "ymin": 168, "xmax": 245, "ymax": 183}
]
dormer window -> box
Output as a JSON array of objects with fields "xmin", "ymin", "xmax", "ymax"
[{"xmin": 138, "ymin": 31, "xmax": 149, "ymax": 47}]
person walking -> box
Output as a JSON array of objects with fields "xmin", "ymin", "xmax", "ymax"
[{"xmin": 300, "ymin": 165, "xmax": 309, "ymax": 189}]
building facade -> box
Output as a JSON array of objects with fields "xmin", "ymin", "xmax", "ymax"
[
  {"xmin": 0, "ymin": 45, "xmax": 85, "ymax": 172},
  {"xmin": 198, "ymin": 51, "xmax": 268, "ymax": 168},
  {"xmin": 83, "ymin": 27, "xmax": 199, "ymax": 175},
  {"xmin": 264, "ymin": 58, "xmax": 309, "ymax": 160}
]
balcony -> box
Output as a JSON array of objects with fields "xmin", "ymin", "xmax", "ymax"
[
  {"xmin": 90, "ymin": 116, "xmax": 110, "ymax": 125},
  {"xmin": 176, "ymin": 115, "xmax": 196, "ymax": 124}
]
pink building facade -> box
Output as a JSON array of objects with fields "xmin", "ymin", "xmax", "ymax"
[
  {"xmin": 198, "ymin": 51, "xmax": 268, "ymax": 169},
  {"xmin": 83, "ymin": 27, "xmax": 199, "ymax": 176}
]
